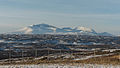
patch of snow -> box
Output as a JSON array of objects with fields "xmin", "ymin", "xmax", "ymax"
[
  {"xmin": 75, "ymin": 26, "xmax": 93, "ymax": 32},
  {"xmin": 0, "ymin": 64, "xmax": 119, "ymax": 68},
  {"xmin": 18, "ymin": 27, "xmax": 33, "ymax": 34}
]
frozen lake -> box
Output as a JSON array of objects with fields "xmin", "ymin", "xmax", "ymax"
[{"xmin": 0, "ymin": 64, "xmax": 120, "ymax": 68}]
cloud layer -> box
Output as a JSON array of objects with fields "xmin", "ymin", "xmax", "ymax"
[{"xmin": 0, "ymin": 0, "xmax": 120, "ymax": 35}]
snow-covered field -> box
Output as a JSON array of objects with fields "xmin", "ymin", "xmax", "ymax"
[{"xmin": 0, "ymin": 64, "xmax": 119, "ymax": 68}]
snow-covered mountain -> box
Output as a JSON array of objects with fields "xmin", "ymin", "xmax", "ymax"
[{"xmin": 12, "ymin": 24, "xmax": 113, "ymax": 36}]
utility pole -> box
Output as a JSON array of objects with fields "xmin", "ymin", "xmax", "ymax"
[
  {"xmin": 94, "ymin": 50, "xmax": 96, "ymax": 56},
  {"xmin": 60, "ymin": 48, "xmax": 62, "ymax": 60},
  {"xmin": 9, "ymin": 47, "xmax": 11, "ymax": 64},
  {"xmin": 35, "ymin": 48, "xmax": 37, "ymax": 57},
  {"xmin": 47, "ymin": 48, "xmax": 50, "ymax": 62},
  {"xmin": 93, "ymin": 49, "xmax": 96, "ymax": 62},
  {"xmin": 22, "ymin": 49, "xmax": 24, "ymax": 62},
  {"xmin": 118, "ymin": 52, "xmax": 120, "ymax": 61}
]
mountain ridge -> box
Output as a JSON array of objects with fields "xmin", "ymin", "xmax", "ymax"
[{"xmin": 11, "ymin": 23, "xmax": 113, "ymax": 36}]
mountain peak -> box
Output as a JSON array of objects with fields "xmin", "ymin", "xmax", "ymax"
[
  {"xmin": 29, "ymin": 23, "xmax": 54, "ymax": 28},
  {"xmin": 75, "ymin": 26, "xmax": 94, "ymax": 32}
]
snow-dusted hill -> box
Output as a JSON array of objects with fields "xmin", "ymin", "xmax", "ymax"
[{"xmin": 12, "ymin": 24, "xmax": 113, "ymax": 36}]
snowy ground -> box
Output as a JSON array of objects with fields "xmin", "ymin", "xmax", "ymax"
[
  {"xmin": 0, "ymin": 64, "xmax": 120, "ymax": 68},
  {"xmin": 74, "ymin": 53, "xmax": 114, "ymax": 60}
]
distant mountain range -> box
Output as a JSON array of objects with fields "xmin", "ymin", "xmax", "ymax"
[{"xmin": 12, "ymin": 24, "xmax": 113, "ymax": 36}]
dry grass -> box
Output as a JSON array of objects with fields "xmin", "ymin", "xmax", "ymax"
[
  {"xmin": 0, "ymin": 55, "xmax": 120, "ymax": 65},
  {"xmin": 111, "ymin": 55, "xmax": 120, "ymax": 59},
  {"xmin": 74, "ymin": 55, "xmax": 120, "ymax": 65},
  {"xmin": 0, "ymin": 50, "xmax": 120, "ymax": 65}
]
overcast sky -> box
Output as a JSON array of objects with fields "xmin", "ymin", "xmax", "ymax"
[{"xmin": 0, "ymin": 0, "xmax": 120, "ymax": 35}]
